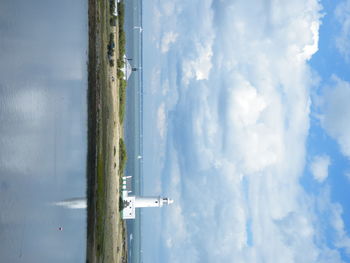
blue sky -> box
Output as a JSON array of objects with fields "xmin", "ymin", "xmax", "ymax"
[{"xmin": 141, "ymin": 0, "xmax": 350, "ymax": 262}]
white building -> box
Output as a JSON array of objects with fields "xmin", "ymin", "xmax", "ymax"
[
  {"xmin": 112, "ymin": 0, "xmax": 121, "ymax": 17},
  {"xmin": 121, "ymin": 55, "xmax": 132, "ymax": 81},
  {"xmin": 122, "ymin": 176, "xmax": 174, "ymax": 219}
]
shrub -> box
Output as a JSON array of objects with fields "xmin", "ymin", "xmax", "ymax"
[
  {"xmin": 117, "ymin": 2, "xmax": 126, "ymax": 59},
  {"xmin": 117, "ymin": 69, "xmax": 124, "ymax": 79},
  {"xmin": 119, "ymin": 138, "xmax": 127, "ymax": 174},
  {"xmin": 110, "ymin": 17, "xmax": 117, "ymax": 26},
  {"xmin": 117, "ymin": 58, "xmax": 124, "ymax": 69},
  {"xmin": 110, "ymin": 0, "xmax": 116, "ymax": 16},
  {"xmin": 119, "ymin": 79, "xmax": 127, "ymax": 123}
]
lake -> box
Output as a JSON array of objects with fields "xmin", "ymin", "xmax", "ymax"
[{"xmin": 0, "ymin": 0, "xmax": 88, "ymax": 262}]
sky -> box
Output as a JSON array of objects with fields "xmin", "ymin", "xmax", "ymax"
[
  {"xmin": 0, "ymin": 0, "xmax": 87, "ymax": 262},
  {"xmin": 141, "ymin": 0, "xmax": 350, "ymax": 262}
]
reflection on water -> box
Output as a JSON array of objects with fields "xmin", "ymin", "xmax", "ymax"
[
  {"xmin": 53, "ymin": 198, "xmax": 87, "ymax": 209},
  {"xmin": 0, "ymin": 0, "xmax": 88, "ymax": 262}
]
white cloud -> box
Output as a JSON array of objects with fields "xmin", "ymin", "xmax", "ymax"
[
  {"xmin": 141, "ymin": 0, "xmax": 350, "ymax": 262},
  {"xmin": 321, "ymin": 76, "xmax": 350, "ymax": 158},
  {"xmin": 156, "ymin": 103, "xmax": 166, "ymax": 139},
  {"xmin": 160, "ymin": 31, "xmax": 178, "ymax": 53},
  {"xmin": 149, "ymin": 67, "xmax": 160, "ymax": 94},
  {"xmin": 310, "ymin": 155, "xmax": 331, "ymax": 182},
  {"xmin": 302, "ymin": 21, "xmax": 321, "ymax": 61},
  {"xmin": 330, "ymin": 203, "xmax": 350, "ymax": 255},
  {"xmin": 345, "ymin": 171, "xmax": 350, "ymax": 181},
  {"xmin": 335, "ymin": 0, "xmax": 350, "ymax": 61},
  {"xmin": 182, "ymin": 40, "xmax": 213, "ymax": 84},
  {"xmin": 316, "ymin": 188, "xmax": 350, "ymax": 258}
]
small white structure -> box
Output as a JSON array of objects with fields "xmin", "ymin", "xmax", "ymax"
[
  {"xmin": 112, "ymin": 0, "xmax": 121, "ymax": 16},
  {"xmin": 133, "ymin": 26, "xmax": 143, "ymax": 33},
  {"xmin": 121, "ymin": 55, "xmax": 132, "ymax": 81},
  {"xmin": 122, "ymin": 176, "xmax": 174, "ymax": 219}
]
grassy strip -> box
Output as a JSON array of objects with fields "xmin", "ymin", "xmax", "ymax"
[
  {"xmin": 86, "ymin": 0, "xmax": 98, "ymax": 261},
  {"xmin": 119, "ymin": 138, "xmax": 127, "ymax": 176},
  {"xmin": 87, "ymin": 0, "xmax": 128, "ymax": 261},
  {"xmin": 117, "ymin": 2, "xmax": 127, "ymax": 124},
  {"xmin": 96, "ymin": 153, "xmax": 105, "ymax": 257},
  {"xmin": 118, "ymin": 78, "xmax": 127, "ymax": 123},
  {"xmin": 117, "ymin": 2, "xmax": 126, "ymax": 67},
  {"xmin": 96, "ymin": 0, "xmax": 108, "ymax": 258}
]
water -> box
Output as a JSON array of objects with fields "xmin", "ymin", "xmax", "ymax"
[
  {"xmin": 0, "ymin": 0, "xmax": 88, "ymax": 262},
  {"xmin": 124, "ymin": 0, "xmax": 143, "ymax": 262}
]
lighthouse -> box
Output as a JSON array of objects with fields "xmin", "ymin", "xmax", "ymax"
[
  {"xmin": 121, "ymin": 176, "xmax": 174, "ymax": 219},
  {"xmin": 135, "ymin": 196, "xmax": 173, "ymax": 207}
]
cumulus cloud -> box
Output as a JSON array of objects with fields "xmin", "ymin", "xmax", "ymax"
[
  {"xmin": 160, "ymin": 31, "xmax": 178, "ymax": 53},
  {"xmin": 345, "ymin": 171, "xmax": 350, "ymax": 181},
  {"xmin": 182, "ymin": 40, "xmax": 213, "ymax": 84},
  {"xmin": 317, "ymin": 188, "xmax": 350, "ymax": 258},
  {"xmin": 141, "ymin": 0, "xmax": 350, "ymax": 262},
  {"xmin": 321, "ymin": 76, "xmax": 350, "ymax": 158},
  {"xmin": 310, "ymin": 155, "xmax": 331, "ymax": 182},
  {"xmin": 330, "ymin": 203, "xmax": 350, "ymax": 255},
  {"xmin": 156, "ymin": 103, "xmax": 166, "ymax": 139},
  {"xmin": 335, "ymin": 0, "xmax": 350, "ymax": 61}
]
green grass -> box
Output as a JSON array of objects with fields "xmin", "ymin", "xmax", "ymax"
[
  {"xmin": 117, "ymin": 2, "xmax": 126, "ymax": 60},
  {"xmin": 96, "ymin": 152, "xmax": 105, "ymax": 256},
  {"xmin": 118, "ymin": 78, "xmax": 127, "ymax": 123},
  {"xmin": 88, "ymin": 0, "xmax": 128, "ymax": 261},
  {"xmin": 116, "ymin": 2, "xmax": 127, "ymax": 124},
  {"xmin": 119, "ymin": 138, "xmax": 127, "ymax": 175},
  {"xmin": 95, "ymin": 0, "xmax": 109, "ymax": 256}
]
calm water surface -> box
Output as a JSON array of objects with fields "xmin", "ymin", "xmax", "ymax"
[{"xmin": 0, "ymin": 1, "xmax": 87, "ymax": 262}]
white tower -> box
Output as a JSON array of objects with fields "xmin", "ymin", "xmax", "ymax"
[
  {"xmin": 121, "ymin": 176, "xmax": 174, "ymax": 219},
  {"xmin": 135, "ymin": 196, "xmax": 174, "ymax": 208}
]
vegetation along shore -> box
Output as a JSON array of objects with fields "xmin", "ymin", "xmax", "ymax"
[{"xmin": 86, "ymin": 0, "xmax": 128, "ymax": 262}]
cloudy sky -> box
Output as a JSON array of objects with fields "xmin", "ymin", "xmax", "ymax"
[{"xmin": 141, "ymin": 0, "xmax": 350, "ymax": 262}]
